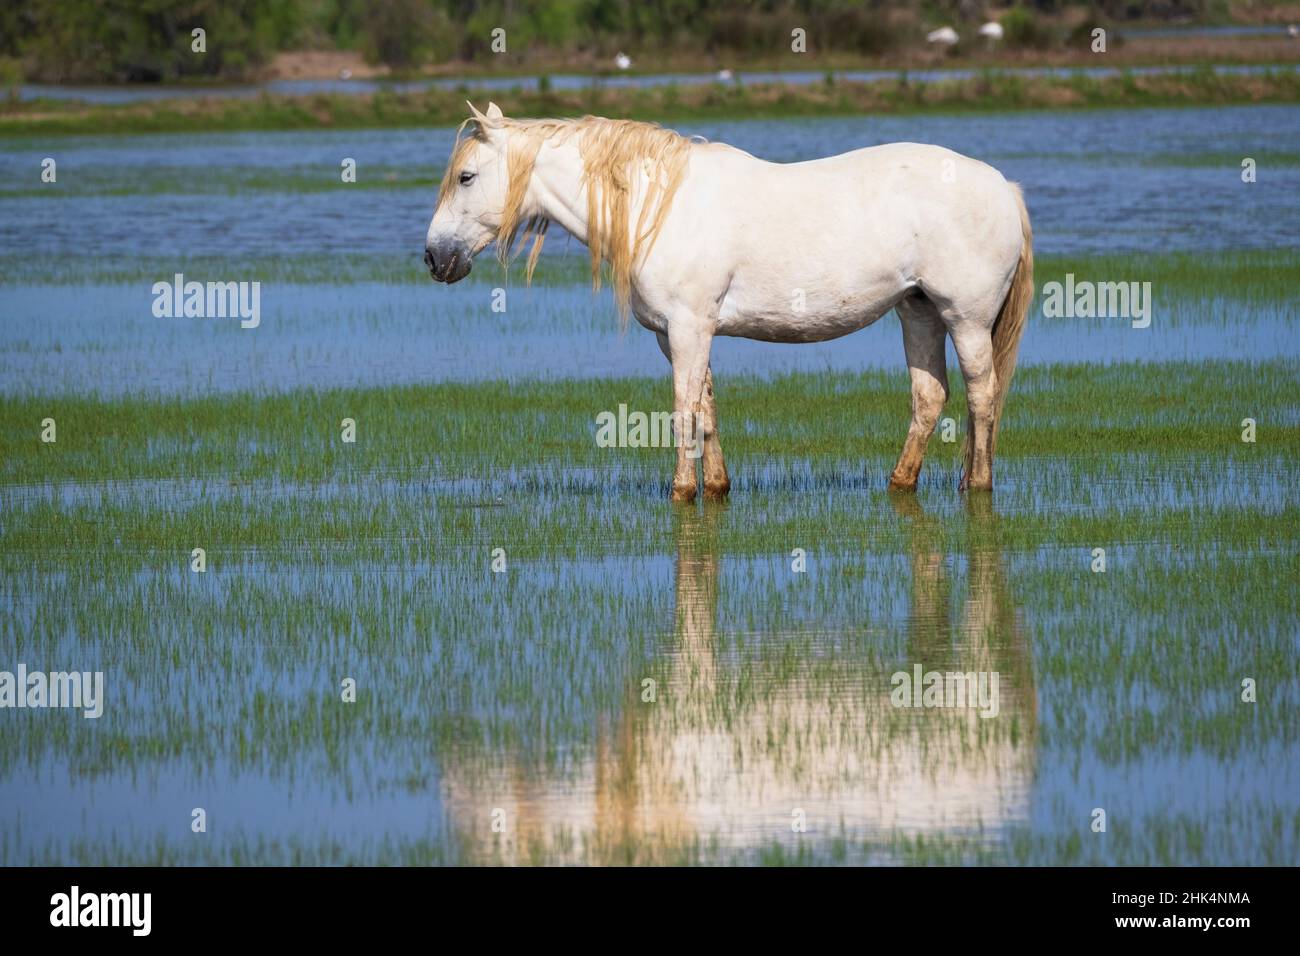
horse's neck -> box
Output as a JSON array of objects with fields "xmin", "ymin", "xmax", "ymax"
[{"xmin": 528, "ymin": 140, "xmax": 592, "ymax": 246}]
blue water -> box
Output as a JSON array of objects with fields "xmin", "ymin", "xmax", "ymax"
[
  {"xmin": 1, "ymin": 106, "xmax": 1296, "ymax": 396},
  {"xmin": 0, "ymin": 283, "xmax": 1294, "ymax": 396},
  {"xmin": 2, "ymin": 105, "xmax": 1297, "ymax": 260}
]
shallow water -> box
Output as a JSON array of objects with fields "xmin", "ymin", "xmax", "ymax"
[
  {"xmin": 1, "ymin": 107, "xmax": 1298, "ymax": 866},
  {"xmin": 1, "ymin": 105, "xmax": 1296, "ymax": 397},
  {"xmin": 1, "ymin": 466, "xmax": 1296, "ymax": 864},
  {"xmin": 0, "ymin": 282, "xmax": 1294, "ymax": 396},
  {"xmin": 3, "ymin": 105, "xmax": 1298, "ymax": 259}
]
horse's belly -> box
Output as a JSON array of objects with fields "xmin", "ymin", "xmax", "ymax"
[{"xmin": 716, "ymin": 303, "xmax": 892, "ymax": 343}]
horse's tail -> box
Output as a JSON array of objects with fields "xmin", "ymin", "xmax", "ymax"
[{"xmin": 965, "ymin": 183, "xmax": 1034, "ymax": 481}]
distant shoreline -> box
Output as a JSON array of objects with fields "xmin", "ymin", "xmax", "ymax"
[
  {"xmin": 11, "ymin": 27, "xmax": 1297, "ymax": 89},
  {"xmin": 3, "ymin": 66, "xmax": 1297, "ymax": 138},
  {"xmin": 170, "ymin": 34, "xmax": 1300, "ymax": 85}
]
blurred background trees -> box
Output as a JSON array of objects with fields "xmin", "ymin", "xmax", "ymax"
[{"xmin": 0, "ymin": 0, "xmax": 1255, "ymax": 82}]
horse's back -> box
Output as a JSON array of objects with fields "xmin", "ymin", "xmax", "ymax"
[
  {"xmin": 661, "ymin": 140, "xmax": 1024, "ymax": 341},
  {"xmin": 693, "ymin": 140, "xmax": 1021, "ymax": 278}
]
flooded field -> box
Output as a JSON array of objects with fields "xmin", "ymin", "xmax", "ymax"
[{"xmin": 1, "ymin": 105, "xmax": 1297, "ymax": 865}]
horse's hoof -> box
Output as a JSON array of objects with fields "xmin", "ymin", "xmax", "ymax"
[
  {"xmin": 703, "ymin": 479, "xmax": 730, "ymax": 501},
  {"xmin": 887, "ymin": 476, "xmax": 917, "ymax": 492},
  {"xmin": 671, "ymin": 483, "xmax": 697, "ymax": 503}
]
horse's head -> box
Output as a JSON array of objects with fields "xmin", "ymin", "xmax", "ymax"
[{"xmin": 425, "ymin": 102, "xmax": 510, "ymax": 283}]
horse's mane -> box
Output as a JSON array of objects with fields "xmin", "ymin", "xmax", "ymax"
[{"xmin": 438, "ymin": 115, "xmax": 695, "ymax": 320}]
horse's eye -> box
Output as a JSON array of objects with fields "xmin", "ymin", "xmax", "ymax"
[{"xmin": 459, "ymin": 171, "xmax": 476, "ymax": 186}]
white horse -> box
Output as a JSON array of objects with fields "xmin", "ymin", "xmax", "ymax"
[{"xmin": 425, "ymin": 102, "xmax": 1033, "ymax": 500}]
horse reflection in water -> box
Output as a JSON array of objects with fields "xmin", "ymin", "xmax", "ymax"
[{"xmin": 443, "ymin": 498, "xmax": 1037, "ymax": 863}]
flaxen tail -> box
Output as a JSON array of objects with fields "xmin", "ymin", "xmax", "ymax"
[{"xmin": 963, "ymin": 184, "xmax": 1034, "ymax": 483}]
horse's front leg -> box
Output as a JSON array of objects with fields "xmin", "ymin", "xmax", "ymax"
[
  {"xmin": 663, "ymin": 324, "xmax": 715, "ymax": 503},
  {"xmin": 699, "ymin": 367, "xmax": 730, "ymax": 500}
]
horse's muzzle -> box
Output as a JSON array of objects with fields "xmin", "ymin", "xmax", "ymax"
[{"xmin": 424, "ymin": 240, "xmax": 472, "ymax": 284}]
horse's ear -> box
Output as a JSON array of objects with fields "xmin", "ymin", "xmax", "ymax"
[{"xmin": 466, "ymin": 100, "xmax": 503, "ymax": 131}]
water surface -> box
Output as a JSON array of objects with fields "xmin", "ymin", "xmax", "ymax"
[{"xmin": 1, "ymin": 106, "xmax": 1297, "ymax": 866}]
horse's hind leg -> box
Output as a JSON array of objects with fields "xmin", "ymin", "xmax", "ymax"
[
  {"xmin": 888, "ymin": 296, "xmax": 949, "ymax": 492},
  {"xmin": 949, "ymin": 323, "xmax": 997, "ymax": 491}
]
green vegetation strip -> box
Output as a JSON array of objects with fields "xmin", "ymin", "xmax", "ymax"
[
  {"xmin": 2, "ymin": 359, "xmax": 1295, "ymax": 563},
  {"xmin": 3, "ymin": 67, "xmax": 1297, "ymax": 137}
]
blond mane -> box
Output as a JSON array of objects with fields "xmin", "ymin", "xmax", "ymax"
[{"xmin": 438, "ymin": 115, "xmax": 695, "ymax": 319}]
